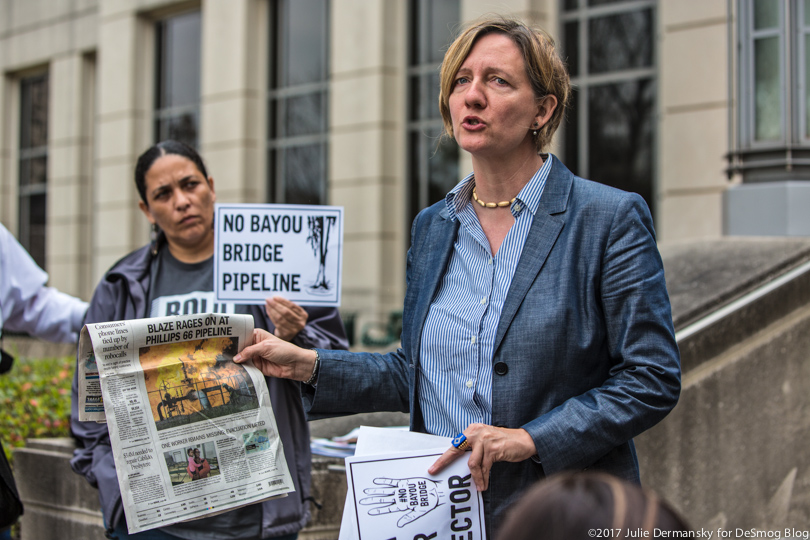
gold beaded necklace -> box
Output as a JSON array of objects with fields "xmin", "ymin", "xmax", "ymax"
[{"xmin": 472, "ymin": 186, "xmax": 516, "ymax": 208}]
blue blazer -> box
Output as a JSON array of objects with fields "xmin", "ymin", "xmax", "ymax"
[{"xmin": 308, "ymin": 156, "xmax": 680, "ymax": 533}]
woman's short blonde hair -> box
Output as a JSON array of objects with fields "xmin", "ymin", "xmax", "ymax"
[{"xmin": 438, "ymin": 15, "xmax": 571, "ymax": 152}]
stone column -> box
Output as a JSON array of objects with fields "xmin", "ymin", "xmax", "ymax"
[
  {"xmin": 330, "ymin": 0, "xmax": 408, "ymax": 330},
  {"xmin": 658, "ymin": 1, "xmax": 729, "ymax": 242},
  {"xmin": 92, "ymin": 3, "xmax": 153, "ymax": 280},
  {"xmin": 48, "ymin": 53, "xmax": 95, "ymax": 298},
  {"xmin": 199, "ymin": 0, "xmax": 265, "ymax": 204}
]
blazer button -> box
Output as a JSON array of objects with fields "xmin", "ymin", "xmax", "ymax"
[{"xmin": 494, "ymin": 362, "xmax": 508, "ymax": 376}]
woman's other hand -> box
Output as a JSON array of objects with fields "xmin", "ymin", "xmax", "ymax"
[
  {"xmin": 234, "ymin": 328, "xmax": 317, "ymax": 381},
  {"xmin": 265, "ymin": 296, "xmax": 309, "ymax": 341},
  {"xmin": 428, "ymin": 424, "xmax": 537, "ymax": 491}
]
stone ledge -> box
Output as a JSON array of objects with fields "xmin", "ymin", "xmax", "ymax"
[
  {"xmin": 14, "ymin": 438, "xmax": 350, "ymax": 540},
  {"xmin": 661, "ymin": 237, "xmax": 810, "ymax": 373},
  {"xmin": 661, "ymin": 237, "xmax": 810, "ymax": 330}
]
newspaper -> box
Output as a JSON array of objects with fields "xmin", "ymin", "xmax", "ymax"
[{"xmin": 77, "ymin": 313, "xmax": 295, "ymax": 534}]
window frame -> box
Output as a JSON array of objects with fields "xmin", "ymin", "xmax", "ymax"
[
  {"xmin": 265, "ymin": 0, "xmax": 330, "ymax": 205},
  {"xmin": 18, "ymin": 72, "xmax": 49, "ymax": 269},
  {"xmin": 153, "ymin": 8, "xmax": 202, "ymax": 148},
  {"xmin": 738, "ymin": 0, "xmax": 788, "ymax": 149},
  {"xmin": 732, "ymin": 0, "xmax": 810, "ymax": 182},
  {"xmin": 800, "ymin": 0, "xmax": 810, "ymax": 144},
  {"xmin": 560, "ymin": 0, "xmax": 658, "ymax": 214},
  {"xmin": 406, "ymin": 0, "xmax": 460, "ymax": 225}
]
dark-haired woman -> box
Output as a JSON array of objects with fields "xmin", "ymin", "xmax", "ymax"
[{"xmin": 70, "ymin": 140, "xmax": 348, "ymax": 540}]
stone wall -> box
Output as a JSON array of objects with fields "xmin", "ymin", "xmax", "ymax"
[
  {"xmin": 637, "ymin": 302, "xmax": 810, "ymax": 530},
  {"xmin": 635, "ymin": 238, "xmax": 810, "ymax": 530},
  {"xmin": 14, "ymin": 438, "xmax": 349, "ymax": 540}
]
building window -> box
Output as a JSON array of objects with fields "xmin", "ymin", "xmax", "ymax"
[
  {"xmin": 561, "ymin": 0, "xmax": 657, "ymax": 214},
  {"xmin": 19, "ymin": 73, "xmax": 49, "ymax": 268},
  {"xmin": 407, "ymin": 0, "xmax": 460, "ymax": 224},
  {"xmin": 732, "ymin": 0, "xmax": 810, "ymax": 182},
  {"xmin": 266, "ymin": 0, "xmax": 329, "ymax": 205},
  {"xmin": 155, "ymin": 10, "xmax": 201, "ymax": 147}
]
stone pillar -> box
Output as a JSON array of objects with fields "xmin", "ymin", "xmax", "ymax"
[
  {"xmin": 462, "ymin": 0, "xmax": 554, "ymax": 29},
  {"xmin": 199, "ymin": 0, "xmax": 266, "ymax": 204},
  {"xmin": 329, "ymin": 0, "xmax": 407, "ymax": 329},
  {"xmin": 0, "ymin": 67, "xmax": 20, "ymax": 228},
  {"xmin": 15, "ymin": 438, "xmax": 106, "ymax": 540},
  {"xmin": 92, "ymin": 3, "xmax": 153, "ymax": 281},
  {"xmin": 48, "ymin": 53, "xmax": 95, "ymax": 298},
  {"xmin": 658, "ymin": 1, "xmax": 729, "ymax": 242}
]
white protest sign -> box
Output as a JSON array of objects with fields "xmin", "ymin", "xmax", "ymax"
[
  {"xmin": 214, "ymin": 203, "xmax": 343, "ymax": 307},
  {"xmin": 344, "ymin": 449, "xmax": 485, "ymax": 540}
]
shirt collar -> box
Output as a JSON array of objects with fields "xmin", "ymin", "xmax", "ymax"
[{"xmin": 444, "ymin": 154, "xmax": 553, "ymax": 221}]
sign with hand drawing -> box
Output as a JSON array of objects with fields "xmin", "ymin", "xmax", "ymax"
[
  {"xmin": 344, "ymin": 450, "xmax": 485, "ymax": 540},
  {"xmin": 359, "ymin": 476, "xmax": 444, "ymax": 528}
]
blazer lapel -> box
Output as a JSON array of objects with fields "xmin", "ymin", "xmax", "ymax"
[
  {"xmin": 493, "ymin": 156, "xmax": 573, "ymax": 354},
  {"xmin": 408, "ymin": 207, "xmax": 459, "ymax": 364}
]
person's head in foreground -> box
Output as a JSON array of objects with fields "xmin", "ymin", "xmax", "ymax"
[{"xmin": 496, "ymin": 472, "xmax": 692, "ymax": 540}]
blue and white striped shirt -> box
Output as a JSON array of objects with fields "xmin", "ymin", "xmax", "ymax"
[{"xmin": 418, "ymin": 158, "xmax": 552, "ymax": 437}]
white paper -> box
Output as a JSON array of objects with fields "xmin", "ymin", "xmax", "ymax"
[
  {"xmin": 213, "ymin": 203, "xmax": 343, "ymax": 306},
  {"xmin": 339, "ymin": 427, "xmax": 485, "ymax": 540}
]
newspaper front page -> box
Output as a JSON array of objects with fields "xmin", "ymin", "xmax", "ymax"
[{"xmin": 77, "ymin": 313, "xmax": 295, "ymax": 534}]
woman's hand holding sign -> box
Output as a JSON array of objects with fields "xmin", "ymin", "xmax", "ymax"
[
  {"xmin": 265, "ymin": 296, "xmax": 309, "ymax": 341},
  {"xmin": 428, "ymin": 424, "xmax": 537, "ymax": 492}
]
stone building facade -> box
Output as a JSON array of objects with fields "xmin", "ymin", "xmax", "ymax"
[{"xmin": 1, "ymin": 0, "xmax": 801, "ymax": 335}]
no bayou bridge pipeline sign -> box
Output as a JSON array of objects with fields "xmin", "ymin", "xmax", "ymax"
[{"xmin": 214, "ymin": 203, "xmax": 343, "ymax": 307}]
